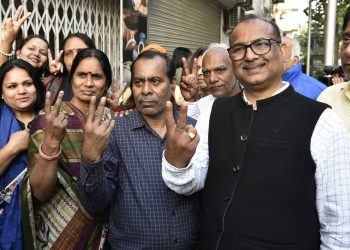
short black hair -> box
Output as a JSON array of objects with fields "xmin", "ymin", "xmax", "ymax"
[
  {"xmin": 130, "ymin": 50, "xmax": 176, "ymax": 87},
  {"xmin": 189, "ymin": 46, "xmax": 207, "ymax": 71},
  {"xmin": 69, "ymin": 48, "xmax": 112, "ymax": 95},
  {"xmin": 172, "ymin": 47, "xmax": 192, "ymax": 68},
  {"xmin": 60, "ymin": 33, "xmax": 96, "ymax": 74},
  {"xmin": 230, "ymin": 14, "xmax": 281, "ymax": 44},
  {"xmin": 0, "ymin": 59, "xmax": 45, "ymax": 114},
  {"xmin": 343, "ymin": 5, "xmax": 350, "ymax": 32}
]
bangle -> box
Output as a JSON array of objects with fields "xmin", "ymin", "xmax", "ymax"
[
  {"xmin": 0, "ymin": 50, "xmax": 12, "ymax": 57},
  {"xmin": 39, "ymin": 142, "xmax": 61, "ymax": 161}
]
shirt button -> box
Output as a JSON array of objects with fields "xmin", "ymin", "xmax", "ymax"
[
  {"xmin": 240, "ymin": 134, "xmax": 248, "ymax": 142},
  {"xmin": 233, "ymin": 165, "xmax": 240, "ymax": 173},
  {"xmin": 224, "ymin": 195, "xmax": 230, "ymax": 201}
]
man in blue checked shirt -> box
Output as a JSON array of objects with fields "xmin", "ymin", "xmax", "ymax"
[{"xmin": 78, "ymin": 50, "xmax": 200, "ymax": 249}]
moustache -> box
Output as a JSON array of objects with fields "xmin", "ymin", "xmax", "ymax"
[
  {"xmin": 240, "ymin": 60, "xmax": 268, "ymax": 69},
  {"xmin": 138, "ymin": 96, "xmax": 158, "ymax": 102}
]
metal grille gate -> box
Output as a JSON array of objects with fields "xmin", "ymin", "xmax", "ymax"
[{"xmin": 0, "ymin": 0, "xmax": 120, "ymax": 77}]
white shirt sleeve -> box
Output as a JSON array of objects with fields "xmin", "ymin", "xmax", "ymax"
[
  {"xmin": 162, "ymin": 103, "xmax": 211, "ymax": 195},
  {"xmin": 186, "ymin": 101, "xmax": 199, "ymax": 120},
  {"xmin": 311, "ymin": 108, "xmax": 350, "ymax": 250}
]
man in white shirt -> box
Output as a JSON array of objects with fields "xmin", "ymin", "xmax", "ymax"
[
  {"xmin": 184, "ymin": 43, "xmax": 241, "ymax": 120},
  {"xmin": 162, "ymin": 14, "xmax": 350, "ymax": 250},
  {"xmin": 318, "ymin": 6, "xmax": 350, "ymax": 133}
]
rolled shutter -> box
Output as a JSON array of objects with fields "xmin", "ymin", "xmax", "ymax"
[{"xmin": 148, "ymin": 0, "xmax": 221, "ymax": 55}]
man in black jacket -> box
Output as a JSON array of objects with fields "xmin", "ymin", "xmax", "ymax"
[{"xmin": 162, "ymin": 14, "xmax": 350, "ymax": 250}]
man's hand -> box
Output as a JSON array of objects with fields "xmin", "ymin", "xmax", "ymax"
[
  {"xmin": 1, "ymin": 5, "xmax": 31, "ymax": 44},
  {"xmin": 332, "ymin": 73, "xmax": 345, "ymax": 85},
  {"xmin": 42, "ymin": 91, "xmax": 68, "ymax": 155},
  {"xmin": 180, "ymin": 57, "xmax": 199, "ymax": 102},
  {"xmin": 164, "ymin": 101, "xmax": 199, "ymax": 168},
  {"xmin": 82, "ymin": 96, "xmax": 115, "ymax": 163},
  {"xmin": 48, "ymin": 49, "xmax": 64, "ymax": 75}
]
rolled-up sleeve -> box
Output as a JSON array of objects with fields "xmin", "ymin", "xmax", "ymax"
[{"xmin": 162, "ymin": 105, "xmax": 211, "ymax": 195}]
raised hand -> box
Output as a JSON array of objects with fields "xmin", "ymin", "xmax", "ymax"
[
  {"xmin": 48, "ymin": 49, "xmax": 64, "ymax": 75},
  {"xmin": 180, "ymin": 57, "xmax": 199, "ymax": 102},
  {"xmin": 164, "ymin": 101, "xmax": 199, "ymax": 168},
  {"xmin": 82, "ymin": 96, "xmax": 115, "ymax": 163},
  {"xmin": 42, "ymin": 91, "xmax": 68, "ymax": 154},
  {"xmin": 0, "ymin": 5, "xmax": 31, "ymax": 44},
  {"xmin": 332, "ymin": 73, "xmax": 344, "ymax": 85},
  {"xmin": 106, "ymin": 80, "xmax": 127, "ymax": 112}
]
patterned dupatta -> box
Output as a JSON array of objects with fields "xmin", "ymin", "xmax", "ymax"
[
  {"xmin": 0, "ymin": 102, "xmax": 27, "ymax": 192},
  {"xmin": 20, "ymin": 102, "xmax": 107, "ymax": 250},
  {"xmin": 0, "ymin": 102, "xmax": 27, "ymax": 250}
]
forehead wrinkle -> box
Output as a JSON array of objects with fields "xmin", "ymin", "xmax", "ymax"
[{"xmin": 232, "ymin": 19, "xmax": 275, "ymax": 45}]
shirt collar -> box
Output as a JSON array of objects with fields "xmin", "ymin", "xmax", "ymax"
[
  {"xmin": 345, "ymin": 81, "xmax": 350, "ymax": 100},
  {"xmin": 242, "ymin": 81, "xmax": 290, "ymax": 107}
]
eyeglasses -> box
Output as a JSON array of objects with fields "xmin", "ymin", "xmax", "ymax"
[{"xmin": 227, "ymin": 38, "xmax": 281, "ymax": 61}]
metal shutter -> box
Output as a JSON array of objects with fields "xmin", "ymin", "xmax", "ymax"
[{"xmin": 148, "ymin": 0, "xmax": 221, "ymax": 55}]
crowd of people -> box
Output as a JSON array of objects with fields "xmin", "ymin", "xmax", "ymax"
[{"xmin": 0, "ymin": 3, "xmax": 350, "ymax": 250}]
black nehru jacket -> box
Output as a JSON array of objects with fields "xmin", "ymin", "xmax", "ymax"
[{"xmin": 200, "ymin": 86, "xmax": 329, "ymax": 250}]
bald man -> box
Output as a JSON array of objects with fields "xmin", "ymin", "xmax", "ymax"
[
  {"xmin": 186, "ymin": 43, "xmax": 241, "ymax": 119},
  {"xmin": 282, "ymin": 36, "xmax": 326, "ymax": 100}
]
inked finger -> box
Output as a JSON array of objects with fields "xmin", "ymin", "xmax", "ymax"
[
  {"xmin": 45, "ymin": 91, "xmax": 52, "ymax": 115},
  {"xmin": 182, "ymin": 57, "xmax": 190, "ymax": 76},
  {"xmin": 165, "ymin": 101, "xmax": 176, "ymax": 130},
  {"xmin": 86, "ymin": 96, "xmax": 97, "ymax": 124},
  {"xmin": 176, "ymin": 103, "xmax": 188, "ymax": 130},
  {"xmin": 94, "ymin": 97, "xmax": 106, "ymax": 122},
  {"xmin": 52, "ymin": 91, "xmax": 64, "ymax": 115},
  {"xmin": 191, "ymin": 58, "xmax": 198, "ymax": 76}
]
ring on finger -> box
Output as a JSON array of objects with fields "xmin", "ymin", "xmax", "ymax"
[
  {"xmin": 188, "ymin": 131, "xmax": 196, "ymax": 140},
  {"xmin": 52, "ymin": 105, "xmax": 59, "ymax": 110}
]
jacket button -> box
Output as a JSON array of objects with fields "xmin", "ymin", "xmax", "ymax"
[
  {"xmin": 233, "ymin": 165, "xmax": 240, "ymax": 173},
  {"xmin": 240, "ymin": 135, "xmax": 248, "ymax": 141}
]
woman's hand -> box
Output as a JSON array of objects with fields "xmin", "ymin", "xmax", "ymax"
[
  {"xmin": 82, "ymin": 96, "xmax": 115, "ymax": 163},
  {"xmin": 0, "ymin": 5, "xmax": 31, "ymax": 44},
  {"xmin": 42, "ymin": 91, "xmax": 68, "ymax": 155},
  {"xmin": 48, "ymin": 49, "xmax": 64, "ymax": 75}
]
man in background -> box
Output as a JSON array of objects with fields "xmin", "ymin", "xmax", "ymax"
[
  {"xmin": 318, "ymin": 6, "xmax": 350, "ymax": 133},
  {"xmin": 282, "ymin": 36, "xmax": 326, "ymax": 100}
]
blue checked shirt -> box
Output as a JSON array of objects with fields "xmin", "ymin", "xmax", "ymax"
[{"xmin": 78, "ymin": 111, "xmax": 199, "ymax": 250}]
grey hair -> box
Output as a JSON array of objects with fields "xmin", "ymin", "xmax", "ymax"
[{"xmin": 202, "ymin": 43, "xmax": 229, "ymax": 58}]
